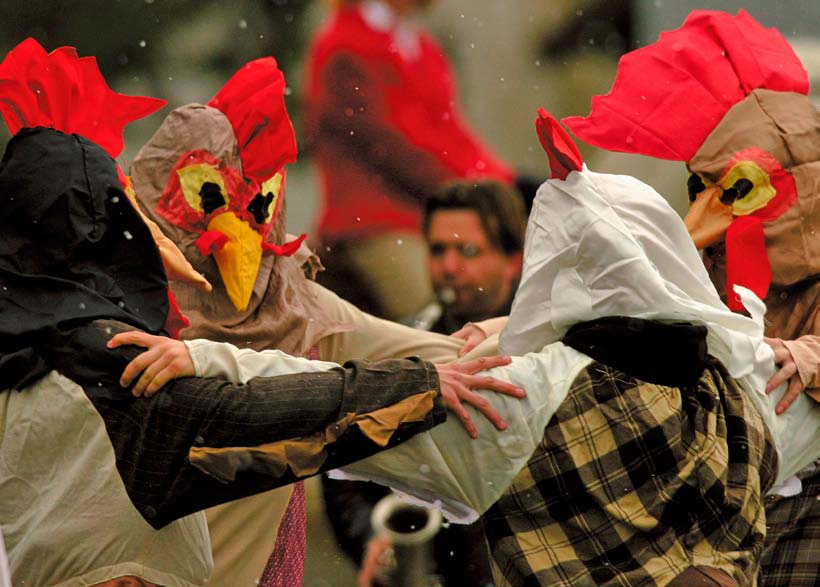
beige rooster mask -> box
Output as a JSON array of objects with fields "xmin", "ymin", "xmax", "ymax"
[
  {"xmin": 131, "ymin": 59, "xmax": 343, "ymax": 355},
  {"xmin": 132, "ymin": 58, "xmax": 303, "ymax": 315},
  {"xmin": 563, "ymin": 9, "xmax": 819, "ymax": 312}
]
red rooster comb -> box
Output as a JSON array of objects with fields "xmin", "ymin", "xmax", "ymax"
[
  {"xmin": 535, "ymin": 108, "xmax": 583, "ymax": 180},
  {"xmin": 563, "ymin": 10, "xmax": 809, "ymax": 161},
  {"xmin": 208, "ymin": 57, "xmax": 298, "ymax": 183},
  {"xmin": 0, "ymin": 38, "xmax": 166, "ymax": 158}
]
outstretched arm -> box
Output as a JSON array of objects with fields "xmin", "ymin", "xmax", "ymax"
[
  {"xmin": 108, "ymin": 330, "xmax": 525, "ymax": 439},
  {"xmin": 50, "ymin": 320, "xmax": 446, "ymax": 529}
]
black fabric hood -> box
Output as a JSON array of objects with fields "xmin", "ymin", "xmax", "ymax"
[{"xmin": 0, "ymin": 127, "xmax": 169, "ymax": 390}]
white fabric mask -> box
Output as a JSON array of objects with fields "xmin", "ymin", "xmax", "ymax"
[{"xmin": 502, "ymin": 167, "xmax": 818, "ymax": 482}]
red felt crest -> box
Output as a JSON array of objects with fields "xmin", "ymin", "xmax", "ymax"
[
  {"xmin": 0, "ymin": 38, "xmax": 165, "ymax": 158},
  {"xmin": 535, "ymin": 108, "xmax": 583, "ymax": 180},
  {"xmin": 208, "ymin": 57, "xmax": 298, "ymax": 183},
  {"xmin": 562, "ymin": 10, "xmax": 808, "ymax": 161}
]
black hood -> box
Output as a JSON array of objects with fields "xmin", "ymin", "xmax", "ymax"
[{"xmin": 0, "ymin": 127, "xmax": 169, "ymax": 390}]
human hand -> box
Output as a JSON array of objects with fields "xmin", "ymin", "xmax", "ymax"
[
  {"xmin": 450, "ymin": 323, "xmax": 488, "ymax": 358},
  {"xmin": 107, "ymin": 331, "xmax": 195, "ymax": 397},
  {"xmin": 434, "ymin": 355, "xmax": 525, "ymax": 439},
  {"xmin": 358, "ymin": 534, "xmax": 393, "ymax": 587},
  {"xmin": 764, "ymin": 336, "xmax": 804, "ymax": 414},
  {"xmin": 450, "ymin": 317, "xmax": 508, "ymax": 357}
]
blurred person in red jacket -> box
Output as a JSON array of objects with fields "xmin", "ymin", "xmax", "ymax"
[{"xmin": 304, "ymin": 0, "xmax": 514, "ymax": 321}]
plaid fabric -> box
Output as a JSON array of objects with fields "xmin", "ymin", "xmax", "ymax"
[
  {"xmin": 483, "ymin": 359, "xmax": 776, "ymax": 587},
  {"xmin": 759, "ymin": 462, "xmax": 820, "ymax": 587}
]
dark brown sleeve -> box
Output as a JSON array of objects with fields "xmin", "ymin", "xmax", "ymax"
[
  {"xmin": 48, "ymin": 321, "xmax": 445, "ymax": 529},
  {"xmin": 312, "ymin": 52, "xmax": 453, "ymax": 203}
]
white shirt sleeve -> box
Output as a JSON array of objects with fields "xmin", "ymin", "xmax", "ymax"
[
  {"xmin": 332, "ymin": 342, "xmax": 593, "ymax": 522},
  {"xmin": 184, "ymin": 339, "xmax": 339, "ymax": 384}
]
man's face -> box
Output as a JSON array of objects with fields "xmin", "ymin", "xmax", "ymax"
[{"xmin": 426, "ymin": 209, "xmax": 521, "ymax": 321}]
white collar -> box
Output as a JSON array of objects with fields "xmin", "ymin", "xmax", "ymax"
[
  {"xmin": 359, "ymin": 0, "xmax": 422, "ymax": 61},
  {"xmin": 360, "ymin": 0, "xmax": 396, "ymax": 32}
]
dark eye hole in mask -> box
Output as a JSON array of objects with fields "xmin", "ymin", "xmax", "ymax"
[
  {"xmin": 200, "ymin": 182, "xmax": 227, "ymax": 215},
  {"xmin": 248, "ymin": 192, "xmax": 275, "ymax": 224},
  {"xmin": 719, "ymin": 178, "xmax": 754, "ymax": 206},
  {"xmin": 687, "ymin": 173, "xmax": 705, "ymax": 202}
]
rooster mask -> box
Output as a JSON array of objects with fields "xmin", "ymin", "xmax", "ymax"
[
  {"xmin": 0, "ymin": 37, "xmax": 211, "ymax": 338},
  {"xmin": 133, "ymin": 58, "xmax": 303, "ymax": 314},
  {"xmin": 563, "ymin": 10, "xmax": 818, "ymax": 313},
  {"xmin": 131, "ymin": 59, "xmax": 342, "ymax": 355}
]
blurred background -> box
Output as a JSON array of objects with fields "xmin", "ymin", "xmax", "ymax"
[
  {"xmin": 0, "ymin": 0, "xmax": 816, "ymax": 584},
  {"xmin": 2, "ymin": 0, "xmax": 817, "ymax": 227}
]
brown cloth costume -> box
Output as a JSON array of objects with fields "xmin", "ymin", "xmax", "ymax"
[
  {"xmin": 131, "ymin": 99, "xmax": 348, "ymax": 586},
  {"xmin": 692, "ymin": 89, "xmax": 820, "ymax": 587},
  {"xmin": 132, "ymin": 103, "xmax": 343, "ymax": 358}
]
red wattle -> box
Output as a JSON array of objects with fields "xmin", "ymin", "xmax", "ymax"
[
  {"xmin": 262, "ymin": 233, "xmax": 307, "ymax": 257},
  {"xmin": 195, "ymin": 231, "xmax": 229, "ymax": 256},
  {"xmin": 725, "ymin": 216, "xmax": 771, "ymax": 311}
]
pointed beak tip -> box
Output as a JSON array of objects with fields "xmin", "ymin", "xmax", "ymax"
[
  {"xmin": 207, "ymin": 212, "xmax": 263, "ymax": 314},
  {"xmin": 226, "ymin": 287, "xmax": 253, "ymax": 313}
]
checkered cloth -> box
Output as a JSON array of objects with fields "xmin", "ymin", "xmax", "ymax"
[
  {"xmin": 759, "ymin": 462, "xmax": 820, "ymax": 587},
  {"xmin": 483, "ymin": 358, "xmax": 776, "ymax": 587}
]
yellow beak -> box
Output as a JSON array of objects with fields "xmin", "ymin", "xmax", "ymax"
[
  {"xmin": 207, "ymin": 211, "xmax": 262, "ymax": 312},
  {"xmin": 684, "ymin": 185, "xmax": 734, "ymax": 250}
]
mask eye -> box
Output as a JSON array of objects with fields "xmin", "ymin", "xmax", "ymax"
[
  {"xmin": 200, "ymin": 182, "xmax": 227, "ymax": 215},
  {"xmin": 248, "ymin": 192, "xmax": 274, "ymax": 224},
  {"xmin": 718, "ymin": 160, "xmax": 775, "ymax": 216},
  {"xmin": 719, "ymin": 178, "xmax": 753, "ymax": 206},
  {"xmin": 177, "ymin": 163, "xmax": 230, "ymax": 214},
  {"xmin": 248, "ymin": 172, "xmax": 283, "ymax": 225},
  {"xmin": 687, "ymin": 173, "xmax": 706, "ymax": 202}
]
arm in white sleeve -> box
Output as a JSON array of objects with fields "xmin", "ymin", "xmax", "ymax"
[
  {"xmin": 333, "ymin": 342, "xmax": 593, "ymax": 522},
  {"xmin": 184, "ymin": 338, "xmax": 340, "ymax": 383}
]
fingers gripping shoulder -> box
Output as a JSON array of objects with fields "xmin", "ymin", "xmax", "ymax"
[{"xmin": 43, "ymin": 319, "xmax": 143, "ymax": 392}]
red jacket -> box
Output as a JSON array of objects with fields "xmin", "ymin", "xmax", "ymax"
[{"xmin": 304, "ymin": 5, "xmax": 513, "ymax": 242}]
